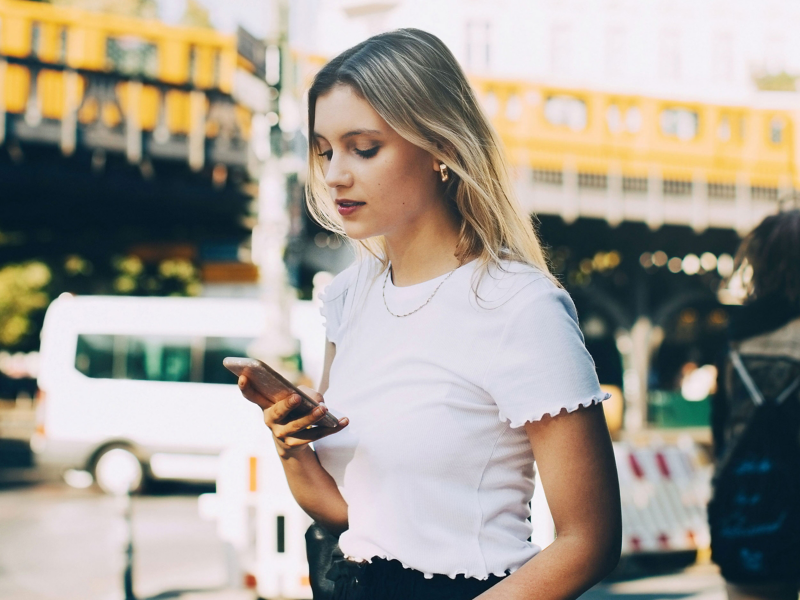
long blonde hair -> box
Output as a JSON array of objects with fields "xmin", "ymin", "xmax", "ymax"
[{"xmin": 305, "ymin": 28, "xmax": 555, "ymax": 284}]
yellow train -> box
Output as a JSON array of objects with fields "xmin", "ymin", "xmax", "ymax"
[
  {"xmin": 0, "ymin": 0, "xmax": 258, "ymax": 155},
  {"xmin": 471, "ymin": 77, "xmax": 797, "ymax": 197}
]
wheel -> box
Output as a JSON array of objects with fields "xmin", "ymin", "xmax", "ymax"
[{"xmin": 93, "ymin": 446, "xmax": 145, "ymax": 495}]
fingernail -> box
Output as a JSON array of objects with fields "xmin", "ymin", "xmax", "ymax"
[
  {"xmin": 288, "ymin": 395, "xmax": 299, "ymax": 406},
  {"xmin": 340, "ymin": 417, "xmax": 349, "ymax": 425}
]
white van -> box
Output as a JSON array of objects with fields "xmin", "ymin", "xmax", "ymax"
[{"xmin": 33, "ymin": 294, "xmax": 277, "ymax": 493}]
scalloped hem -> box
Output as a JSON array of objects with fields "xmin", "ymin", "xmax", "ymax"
[
  {"xmin": 342, "ymin": 552, "xmax": 519, "ymax": 580},
  {"xmin": 498, "ymin": 392, "xmax": 612, "ymax": 428}
]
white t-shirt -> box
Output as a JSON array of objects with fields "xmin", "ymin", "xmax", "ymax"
[{"xmin": 314, "ymin": 256, "xmax": 609, "ymax": 580}]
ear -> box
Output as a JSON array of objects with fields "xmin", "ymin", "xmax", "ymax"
[{"xmin": 432, "ymin": 156, "xmax": 442, "ymax": 172}]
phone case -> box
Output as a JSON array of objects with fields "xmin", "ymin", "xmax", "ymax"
[{"xmin": 222, "ymin": 357, "xmax": 341, "ymax": 428}]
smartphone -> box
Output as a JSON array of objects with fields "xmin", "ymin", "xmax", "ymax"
[{"xmin": 222, "ymin": 357, "xmax": 342, "ymax": 428}]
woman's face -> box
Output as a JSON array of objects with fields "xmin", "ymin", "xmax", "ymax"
[{"xmin": 313, "ymin": 85, "xmax": 443, "ymax": 241}]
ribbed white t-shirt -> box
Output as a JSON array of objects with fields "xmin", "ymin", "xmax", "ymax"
[{"xmin": 314, "ymin": 257, "xmax": 609, "ymax": 580}]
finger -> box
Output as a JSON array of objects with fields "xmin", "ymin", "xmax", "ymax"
[
  {"xmin": 273, "ymin": 402, "xmax": 330, "ymax": 436},
  {"xmin": 265, "ymin": 393, "xmax": 303, "ymax": 426},
  {"xmin": 283, "ymin": 417, "xmax": 350, "ymax": 444},
  {"xmin": 237, "ymin": 375, "xmax": 272, "ymax": 410}
]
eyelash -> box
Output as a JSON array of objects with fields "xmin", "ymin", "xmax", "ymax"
[{"xmin": 317, "ymin": 146, "xmax": 380, "ymax": 160}]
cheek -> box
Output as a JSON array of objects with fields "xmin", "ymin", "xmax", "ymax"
[{"xmin": 362, "ymin": 153, "xmax": 430, "ymax": 210}]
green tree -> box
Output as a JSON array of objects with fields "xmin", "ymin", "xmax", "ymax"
[{"xmin": 0, "ymin": 262, "xmax": 51, "ymax": 348}]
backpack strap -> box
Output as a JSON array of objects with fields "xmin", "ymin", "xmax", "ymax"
[
  {"xmin": 715, "ymin": 350, "xmax": 800, "ymax": 476},
  {"xmin": 729, "ymin": 349, "xmax": 765, "ymax": 406},
  {"xmin": 730, "ymin": 349, "xmax": 800, "ymax": 406}
]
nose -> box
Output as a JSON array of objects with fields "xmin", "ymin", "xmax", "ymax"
[{"xmin": 324, "ymin": 154, "xmax": 352, "ymax": 189}]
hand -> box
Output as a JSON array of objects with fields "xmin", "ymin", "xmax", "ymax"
[{"xmin": 237, "ymin": 377, "xmax": 349, "ymax": 456}]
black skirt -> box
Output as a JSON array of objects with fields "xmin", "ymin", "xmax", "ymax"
[{"xmin": 327, "ymin": 557, "xmax": 506, "ymax": 600}]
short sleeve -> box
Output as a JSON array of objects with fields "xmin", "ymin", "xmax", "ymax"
[
  {"xmin": 319, "ymin": 264, "xmax": 356, "ymax": 346},
  {"xmin": 483, "ymin": 283, "xmax": 610, "ymax": 427}
]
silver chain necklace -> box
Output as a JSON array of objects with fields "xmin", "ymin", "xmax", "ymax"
[{"xmin": 382, "ymin": 264, "xmax": 458, "ymax": 318}]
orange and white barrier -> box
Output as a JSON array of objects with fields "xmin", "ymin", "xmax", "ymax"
[
  {"xmin": 615, "ymin": 439, "xmax": 711, "ymax": 555},
  {"xmin": 199, "ymin": 440, "xmax": 313, "ymax": 599}
]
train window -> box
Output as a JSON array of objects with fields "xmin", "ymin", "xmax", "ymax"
[
  {"xmin": 505, "ymin": 95, "xmax": 522, "ymax": 121},
  {"xmin": 770, "ymin": 117, "xmax": 784, "ymax": 144},
  {"xmin": 544, "ymin": 95, "xmax": 587, "ymax": 131},
  {"xmin": 59, "ymin": 29, "xmax": 68, "ymax": 63},
  {"xmin": 31, "ymin": 22, "xmax": 41, "ymax": 58},
  {"xmin": 660, "ymin": 108, "xmax": 698, "ymax": 140},
  {"xmin": 482, "ymin": 91, "xmax": 499, "ymax": 118},
  {"xmin": 202, "ymin": 337, "xmax": 257, "ymax": 384},
  {"xmin": 107, "ymin": 37, "xmax": 158, "ymax": 79}
]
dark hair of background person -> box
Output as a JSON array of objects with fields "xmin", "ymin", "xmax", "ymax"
[{"xmin": 734, "ymin": 208, "xmax": 800, "ymax": 306}]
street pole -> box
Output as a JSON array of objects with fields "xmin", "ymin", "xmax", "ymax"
[{"xmin": 123, "ymin": 492, "xmax": 136, "ymax": 600}]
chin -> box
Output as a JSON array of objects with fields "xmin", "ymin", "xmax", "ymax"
[{"xmin": 341, "ymin": 223, "xmax": 378, "ymax": 241}]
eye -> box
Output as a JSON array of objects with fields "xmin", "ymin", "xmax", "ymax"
[
  {"xmin": 317, "ymin": 149, "xmax": 332, "ymax": 161},
  {"xmin": 355, "ymin": 146, "xmax": 379, "ymax": 159}
]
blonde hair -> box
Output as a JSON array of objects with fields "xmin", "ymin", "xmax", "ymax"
[{"xmin": 305, "ymin": 28, "xmax": 556, "ymax": 285}]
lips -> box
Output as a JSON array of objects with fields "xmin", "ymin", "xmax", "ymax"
[
  {"xmin": 335, "ymin": 199, "xmax": 365, "ymax": 216},
  {"xmin": 335, "ymin": 200, "xmax": 366, "ymax": 208}
]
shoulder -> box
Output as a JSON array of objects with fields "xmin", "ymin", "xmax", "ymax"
[
  {"xmin": 473, "ymin": 259, "xmax": 566, "ymax": 312},
  {"xmin": 320, "ymin": 255, "xmax": 385, "ymax": 306}
]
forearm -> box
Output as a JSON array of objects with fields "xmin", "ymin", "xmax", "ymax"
[
  {"xmin": 276, "ymin": 441, "xmax": 349, "ymax": 534},
  {"xmin": 476, "ymin": 533, "xmax": 620, "ymax": 600}
]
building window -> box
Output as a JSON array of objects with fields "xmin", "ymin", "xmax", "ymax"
[
  {"xmin": 465, "ymin": 20, "xmax": 491, "ymax": 72},
  {"xmin": 532, "ymin": 169, "xmax": 563, "ymax": 186},
  {"xmin": 663, "ymin": 179, "xmax": 693, "ymax": 196},
  {"xmin": 578, "ymin": 172, "xmax": 608, "ymax": 190},
  {"xmin": 660, "ymin": 108, "xmax": 698, "ymax": 140},
  {"xmin": 623, "ymin": 177, "xmax": 648, "ymax": 193},
  {"xmin": 544, "ymin": 95, "xmax": 587, "ymax": 131},
  {"xmin": 708, "ymin": 182, "xmax": 736, "ymax": 199},
  {"xmin": 751, "ymin": 186, "xmax": 778, "ymax": 201}
]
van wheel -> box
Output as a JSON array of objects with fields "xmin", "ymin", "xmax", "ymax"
[{"xmin": 93, "ymin": 446, "xmax": 145, "ymax": 495}]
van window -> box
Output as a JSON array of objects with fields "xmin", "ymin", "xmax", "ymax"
[
  {"xmin": 203, "ymin": 337, "xmax": 256, "ymax": 384},
  {"xmin": 127, "ymin": 337, "xmax": 193, "ymax": 382},
  {"xmin": 75, "ymin": 335, "xmax": 115, "ymax": 378}
]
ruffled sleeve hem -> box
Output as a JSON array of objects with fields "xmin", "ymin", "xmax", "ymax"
[{"xmin": 497, "ymin": 392, "xmax": 612, "ymax": 429}]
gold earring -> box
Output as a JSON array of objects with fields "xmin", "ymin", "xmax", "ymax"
[{"xmin": 440, "ymin": 163, "xmax": 449, "ymax": 182}]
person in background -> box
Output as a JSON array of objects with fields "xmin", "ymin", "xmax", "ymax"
[
  {"xmin": 238, "ymin": 28, "xmax": 621, "ymax": 600},
  {"xmin": 709, "ymin": 208, "xmax": 800, "ymax": 600}
]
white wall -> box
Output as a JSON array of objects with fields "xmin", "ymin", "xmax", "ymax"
[{"xmin": 290, "ymin": 0, "xmax": 800, "ymax": 104}]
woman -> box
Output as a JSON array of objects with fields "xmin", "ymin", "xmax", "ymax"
[
  {"xmin": 709, "ymin": 208, "xmax": 800, "ymax": 600},
  {"xmin": 238, "ymin": 28, "xmax": 621, "ymax": 600}
]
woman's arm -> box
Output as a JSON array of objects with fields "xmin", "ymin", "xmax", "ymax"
[
  {"xmin": 477, "ymin": 403, "xmax": 622, "ymax": 600},
  {"xmin": 238, "ymin": 340, "xmax": 349, "ymax": 534}
]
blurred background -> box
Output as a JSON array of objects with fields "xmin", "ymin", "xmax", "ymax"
[{"xmin": 1, "ymin": 0, "xmax": 798, "ymax": 598}]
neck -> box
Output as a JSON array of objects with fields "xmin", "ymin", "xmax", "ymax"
[{"xmin": 384, "ymin": 207, "xmax": 462, "ymax": 287}]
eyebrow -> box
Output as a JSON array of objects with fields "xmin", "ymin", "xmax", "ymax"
[{"xmin": 313, "ymin": 129, "xmax": 383, "ymax": 141}]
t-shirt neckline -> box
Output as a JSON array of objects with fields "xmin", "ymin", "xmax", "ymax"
[{"xmin": 386, "ymin": 258, "xmax": 478, "ymax": 291}]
